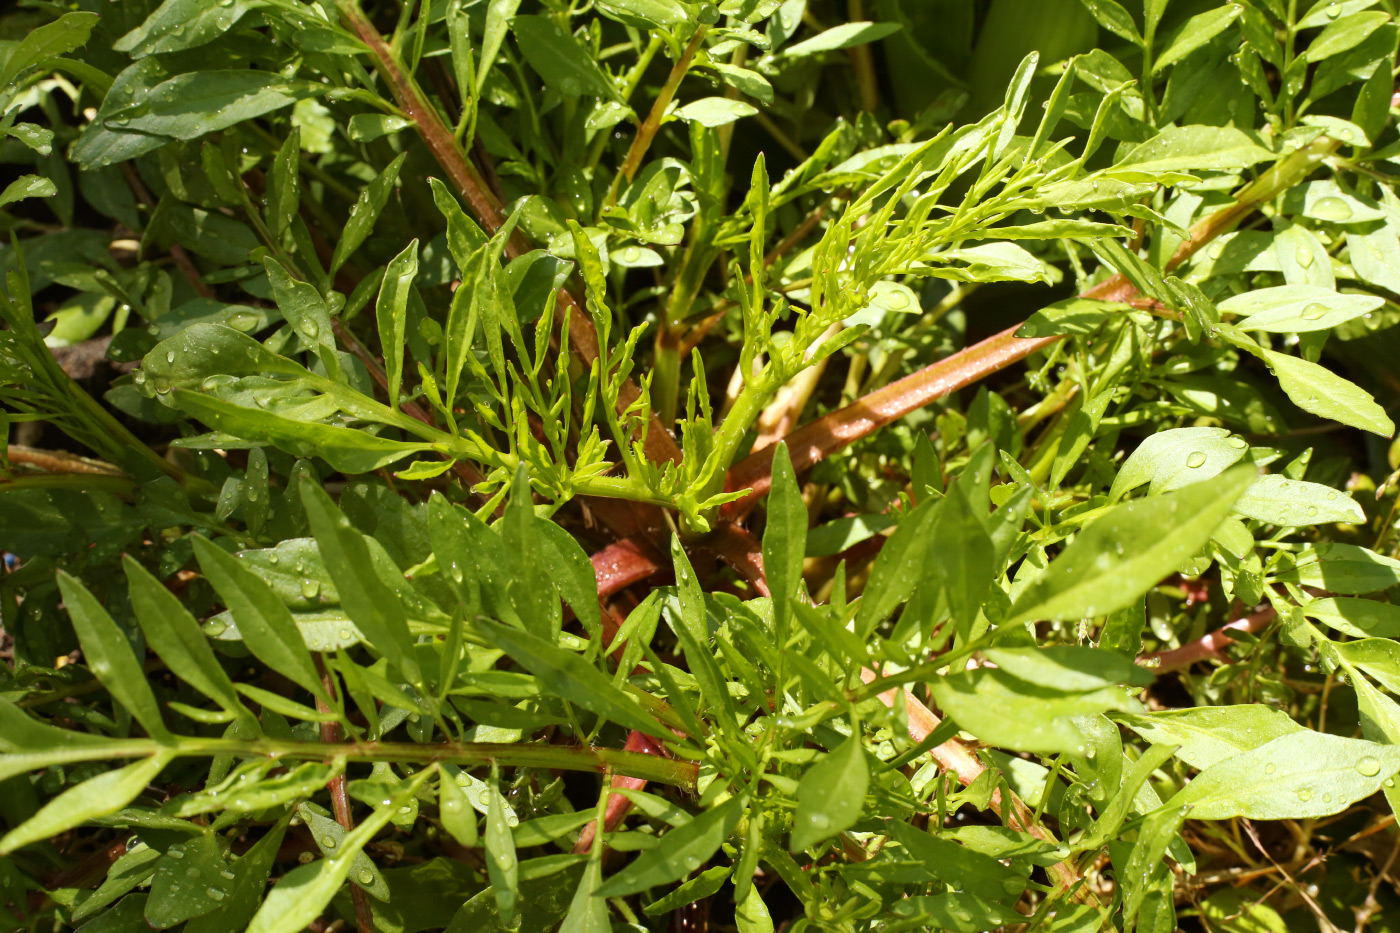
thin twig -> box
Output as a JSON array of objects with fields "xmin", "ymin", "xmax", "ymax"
[{"xmin": 315, "ymin": 656, "xmax": 374, "ymax": 933}]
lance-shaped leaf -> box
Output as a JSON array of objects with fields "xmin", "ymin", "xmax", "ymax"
[
  {"xmin": 762, "ymin": 442, "xmax": 806, "ymax": 643},
  {"xmin": 1007, "ymin": 466, "xmax": 1255, "ymax": 624},
  {"xmin": 301, "ymin": 479, "xmax": 422, "ymax": 687},
  {"xmin": 595, "ymin": 795, "xmax": 746, "ymax": 897},
  {"xmin": 245, "ymin": 770, "xmax": 432, "ymax": 933},
  {"xmin": 0, "ymin": 752, "xmax": 175, "ymax": 854},
  {"xmin": 56, "ymin": 571, "xmax": 172, "ymax": 741},
  {"xmin": 377, "ymin": 239, "xmax": 418, "ymax": 410},
  {"xmin": 124, "ymin": 555, "xmax": 251, "ymax": 726},
  {"xmin": 791, "ymin": 730, "xmax": 869, "ymax": 851},
  {"xmin": 475, "ymin": 619, "xmax": 664, "ymax": 738},
  {"xmin": 1166, "ymin": 731, "xmax": 1400, "ymax": 819},
  {"xmin": 191, "ymin": 535, "xmax": 327, "ymax": 701}
]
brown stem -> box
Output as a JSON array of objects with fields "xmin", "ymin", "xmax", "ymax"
[
  {"xmin": 315, "ymin": 656, "xmax": 374, "ymax": 933},
  {"xmin": 5, "ymin": 445, "xmax": 125, "ymax": 476},
  {"xmin": 611, "ymin": 26, "xmax": 709, "ymax": 197},
  {"xmin": 861, "ymin": 669, "xmax": 1097, "ymax": 904},
  {"xmin": 336, "ymin": 1, "xmax": 682, "ymax": 466},
  {"xmin": 1138, "ymin": 607, "xmax": 1277, "ymax": 674},
  {"xmin": 118, "ymin": 163, "xmax": 216, "ymax": 300},
  {"xmin": 718, "ymin": 134, "xmax": 1342, "ymax": 517}
]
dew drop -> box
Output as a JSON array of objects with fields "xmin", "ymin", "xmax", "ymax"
[
  {"xmin": 1228, "ymin": 437, "xmax": 1247, "ymax": 449},
  {"xmin": 1301, "ymin": 303, "xmax": 1327, "ymax": 321},
  {"xmin": 300, "ymin": 578, "xmax": 321, "ymax": 599},
  {"xmin": 1357, "ymin": 755, "xmax": 1382, "ymax": 777},
  {"xmin": 220, "ymin": 869, "xmax": 236, "ymax": 880},
  {"xmin": 1295, "ymin": 247, "xmax": 1314, "ymax": 269},
  {"xmin": 301, "ymin": 319, "xmax": 321, "ymax": 339},
  {"xmin": 1185, "ymin": 450, "xmax": 1207, "ymax": 468},
  {"xmin": 168, "ymin": 845, "xmax": 185, "ymax": 860},
  {"xmin": 1312, "ymin": 196, "xmax": 1353, "ymax": 222},
  {"xmin": 357, "ymin": 870, "xmax": 374, "ymax": 885},
  {"xmin": 322, "ymin": 837, "xmax": 337, "ymax": 849},
  {"xmin": 1264, "ymin": 762, "xmax": 1276, "ymax": 774},
  {"xmin": 206, "ymin": 887, "xmax": 226, "ymax": 901},
  {"xmin": 1297, "ymin": 788, "xmax": 1313, "ymax": 802},
  {"xmin": 165, "ymin": 350, "xmax": 176, "ymax": 364},
  {"xmin": 228, "ymin": 311, "xmax": 259, "ymax": 332}
]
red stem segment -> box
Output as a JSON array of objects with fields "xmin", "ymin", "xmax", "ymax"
[{"xmin": 1138, "ymin": 607, "xmax": 1278, "ymax": 673}]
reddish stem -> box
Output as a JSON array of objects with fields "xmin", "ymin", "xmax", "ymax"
[
  {"xmin": 313, "ymin": 656, "xmax": 374, "ymax": 933},
  {"xmin": 1138, "ymin": 607, "xmax": 1278, "ymax": 673},
  {"xmin": 572, "ymin": 730, "xmax": 666, "ymax": 854}
]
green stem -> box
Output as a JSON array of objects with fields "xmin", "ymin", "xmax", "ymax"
[{"xmin": 9, "ymin": 737, "xmax": 699, "ymax": 790}]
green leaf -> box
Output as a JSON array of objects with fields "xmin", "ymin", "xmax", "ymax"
[
  {"xmin": 477, "ymin": 0, "xmax": 523, "ymax": 98},
  {"xmin": 1120, "ymin": 804, "xmax": 1187, "ymax": 925},
  {"xmin": 1355, "ymin": 678, "xmax": 1400, "ymax": 818},
  {"xmin": 56, "ymin": 571, "xmax": 172, "ymax": 741},
  {"xmin": 511, "ymin": 16, "xmax": 623, "ymax": 102},
  {"xmin": 763, "ymin": 442, "xmax": 806, "ymax": 643},
  {"xmin": 932, "ymin": 478, "xmax": 994, "ymax": 634},
  {"xmin": 183, "ymin": 816, "xmax": 289, "ymax": 933},
  {"xmin": 669, "ymin": 537, "xmax": 739, "ymax": 731},
  {"xmin": 673, "ymin": 98, "xmax": 759, "ymax": 127},
  {"xmin": 596, "ymin": 0, "xmax": 688, "ymax": 27},
  {"xmin": 1221, "ymin": 284, "xmax": 1383, "ymax": 332},
  {"xmin": 298, "ymin": 805, "xmax": 390, "ymax": 901},
  {"xmin": 1278, "ymin": 543, "xmax": 1400, "ymax": 593},
  {"xmin": 0, "ymin": 11, "xmax": 99, "ymax": 88},
  {"xmin": 784, "ymin": 21, "xmax": 901, "ymax": 56},
  {"xmin": 1154, "ymin": 5, "xmax": 1242, "ymax": 71},
  {"xmin": 854, "ymin": 497, "xmax": 940, "ymax": 637},
  {"xmin": 378, "ymin": 239, "xmax": 418, "ymax": 410},
  {"xmin": 1260, "ymin": 348, "xmax": 1394, "ymax": 437},
  {"xmin": 1008, "ymin": 467, "xmax": 1256, "ymax": 623},
  {"xmin": 791, "ymin": 730, "xmax": 869, "ymax": 851},
  {"xmin": 1302, "ymin": 597, "xmax": 1400, "ymax": 638},
  {"xmin": 439, "ymin": 773, "xmax": 480, "ymax": 847},
  {"xmin": 301, "ymin": 479, "xmax": 422, "ymax": 686},
  {"xmin": 1078, "ymin": 0, "xmax": 1143, "ymax": 45},
  {"xmin": 0, "ymin": 753, "xmax": 174, "ymax": 855},
  {"xmin": 265, "ymin": 126, "xmax": 300, "ymax": 237},
  {"xmin": 172, "ymin": 391, "xmax": 431, "ymax": 474},
  {"xmin": 114, "ymin": 0, "xmax": 265, "ymax": 57},
  {"xmin": 1309, "ymin": 10, "xmax": 1390, "ymax": 61},
  {"xmin": 1167, "ymin": 731, "xmax": 1400, "ymax": 819},
  {"xmin": 641, "ymin": 865, "xmax": 730, "ymax": 916},
  {"xmin": 0, "ymin": 175, "xmax": 57, "ymax": 208},
  {"xmin": 264, "ymin": 258, "xmax": 335, "ymax": 354},
  {"xmin": 1116, "ymin": 705, "xmax": 1305, "ymax": 770},
  {"xmin": 485, "ymin": 770, "xmax": 520, "ymax": 926},
  {"xmin": 1233, "ymin": 474, "xmax": 1364, "ymax": 525},
  {"xmin": 983, "ymin": 646, "xmax": 1154, "ymax": 691},
  {"xmin": 106, "ymin": 71, "xmax": 318, "ymax": 139},
  {"xmin": 927, "ymin": 669, "xmax": 1140, "ymax": 755},
  {"xmin": 1115, "ymin": 127, "xmax": 1276, "ymax": 175},
  {"xmin": 145, "ymin": 832, "xmax": 231, "ymax": 928},
  {"xmin": 123, "ymin": 556, "xmax": 249, "ymax": 724},
  {"xmin": 245, "ymin": 771, "xmax": 431, "ymax": 933},
  {"xmin": 882, "ymin": 821, "xmax": 1028, "ymax": 902},
  {"xmin": 331, "ymin": 153, "xmax": 406, "ymax": 274},
  {"xmin": 595, "ymin": 795, "xmax": 746, "ymax": 897},
  {"xmin": 475, "ymin": 619, "xmax": 664, "ymax": 738},
  {"xmin": 191, "ymin": 535, "xmax": 327, "ymax": 694}
]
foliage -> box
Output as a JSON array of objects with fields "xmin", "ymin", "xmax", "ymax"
[{"xmin": 2, "ymin": 0, "xmax": 1400, "ymax": 930}]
